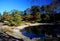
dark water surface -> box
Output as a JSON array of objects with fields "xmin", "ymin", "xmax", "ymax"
[
  {"xmin": 22, "ymin": 31, "xmax": 45, "ymax": 39},
  {"xmin": 22, "ymin": 25, "xmax": 60, "ymax": 39}
]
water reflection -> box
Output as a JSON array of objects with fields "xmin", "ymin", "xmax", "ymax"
[{"xmin": 22, "ymin": 25, "xmax": 60, "ymax": 39}]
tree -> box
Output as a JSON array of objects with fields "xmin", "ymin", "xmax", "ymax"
[
  {"xmin": 40, "ymin": 5, "xmax": 56, "ymax": 22},
  {"xmin": 14, "ymin": 12, "xmax": 22, "ymax": 26},
  {"xmin": 26, "ymin": 12, "xmax": 30, "ymax": 21},
  {"xmin": 44, "ymin": 14, "xmax": 50, "ymax": 23},
  {"xmin": 2, "ymin": 11, "xmax": 10, "ymax": 21},
  {"xmin": 35, "ymin": 12, "xmax": 41, "ymax": 22},
  {"xmin": 31, "ymin": 6, "xmax": 40, "ymax": 15},
  {"xmin": 8, "ymin": 10, "xmax": 23, "ymax": 26},
  {"xmin": 0, "ymin": 13, "xmax": 2, "ymax": 21}
]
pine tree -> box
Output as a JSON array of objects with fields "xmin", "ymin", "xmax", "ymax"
[
  {"xmin": 35, "ymin": 12, "xmax": 41, "ymax": 22},
  {"xmin": 8, "ymin": 10, "xmax": 23, "ymax": 26},
  {"xmin": 26, "ymin": 12, "xmax": 30, "ymax": 21}
]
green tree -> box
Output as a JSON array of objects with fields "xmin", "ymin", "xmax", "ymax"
[
  {"xmin": 2, "ymin": 11, "xmax": 10, "ymax": 21},
  {"xmin": 26, "ymin": 12, "xmax": 30, "ymax": 21},
  {"xmin": 31, "ymin": 6, "xmax": 40, "ymax": 14},
  {"xmin": 8, "ymin": 10, "xmax": 23, "ymax": 26},
  {"xmin": 0, "ymin": 13, "xmax": 2, "ymax": 22},
  {"xmin": 44, "ymin": 14, "xmax": 50, "ymax": 22},
  {"xmin": 35, "ymin": 12, "xmax": 41, "ymax": 22}
]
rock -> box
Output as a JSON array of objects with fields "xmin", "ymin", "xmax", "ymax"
[
  {"xmin": 0, "ymin": 32, "xmax": 24, "ymax": 41},
  {"xmin": 31, "ymin": 38, "xmax": 40, "ymax": 41}
]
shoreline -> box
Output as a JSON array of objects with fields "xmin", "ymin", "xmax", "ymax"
[{"xmin": 1, "ymin": 23, "xmax": 56, "ymax": 41}]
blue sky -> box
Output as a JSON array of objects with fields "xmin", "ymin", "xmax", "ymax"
[{"xmin": 0, "ymin": 0, "xmax": 52, "ymax": 13}]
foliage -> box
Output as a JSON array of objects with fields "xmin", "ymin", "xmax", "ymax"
[
  {"xmin": 44, "ymin": 14, "xmax": 50, "ymax": 22},
  {"xmin": 35, "ymin": 12, "xmax": 41, "ymax": 22},
  {"xmin": 0, "ymin": 13, "xmax": 2, "ymax": 21},
  {"xmin": 31, "ymin": 6, "xmax": 40, "ymax": 14},
  {"xmin": 26, "ymin": 12, "xmax": 30, "ymax": 21},
  {"xmin": 8, "ymin": 10, "xmax": 23, "ymax": 26},
  {"xmin": 2, "ymin": 11, "xmax": 10, "ymax": 21}
]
